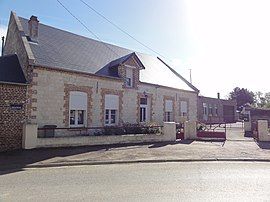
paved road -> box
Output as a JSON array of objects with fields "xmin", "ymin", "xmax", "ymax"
[{"xmin": 1, "ymin": 162, "xmax": 270, "ymax": 201}]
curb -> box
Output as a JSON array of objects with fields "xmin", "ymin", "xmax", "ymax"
[{"xmin": 2, "ymin": 158, "xmax": 270, "ymax": 170}]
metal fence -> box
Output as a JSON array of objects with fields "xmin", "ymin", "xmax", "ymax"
[{"xmin": 37, "ymin": 125, "xmax": 163, "ymax": 138}]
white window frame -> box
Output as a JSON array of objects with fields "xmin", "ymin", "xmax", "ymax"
[
  {"xmin": 125, "ymin": 68, "xmax": 133, "ymax": 87},
  {"xmin": 203, "ymin": 103, "xmax": 208, "ymax": 115},
  {"xmin": 69, "ymin": 91, "xmax": 87, "ymax": 127},
  {"xmin": 105, "ymin": 109, "xmax": 117, "ymax": 126},
  {"xmin": 209, "ymin": 104, "xmax": 213, "ymax": 116},
  {"xmin": 214, "ymin": 105, "xmax": 218, "ymax": 116},
  {"xmin": 165, "ymin": 100, "xmax": 174, "ymax": 122},
  {"xmin": 140, "ymin": 97, "xmax": 148, "ymax": 122},
  {"xmin": 165, "ymin": 112, "xmax": 173, "ymax": 122},
  {"xmin": 180, "ymin": 101, "xmax": 188, "ymax": 117},
  {"xmin": 104, "ymin": 94, "xmax": 119, "ymax": 126}
]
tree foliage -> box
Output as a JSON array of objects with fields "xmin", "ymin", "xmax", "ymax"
[
  {"xmin": 228, "ymin": 87, "xmax": 255, "ymax": 110},
  {"xmin": 229, "ymin": 87, "xmax": 270, "ymax": 109},
  {"xmin": 254, "ymin": 91, "xmax": 270, "ymax": 108}
]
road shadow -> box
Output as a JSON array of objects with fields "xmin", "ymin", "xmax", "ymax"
[
  {"xmin": 256, "ymin": 141, "xmax": 270, "ymax": 150},
  {"xmin": 0, "ymin": 143, "xmax": 155, "ymax": 175},
  {"xmin": 148, "ymin": 140, "xmax": 194, "ymax": 148},
  {"xmin": 244, "ymin": 131, "xmax": 253, "ymax": 138}
]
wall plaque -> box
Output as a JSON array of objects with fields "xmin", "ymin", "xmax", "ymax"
[{"xmin": 10, "ymin": 104, "xmax": 23, "ymax": 110}]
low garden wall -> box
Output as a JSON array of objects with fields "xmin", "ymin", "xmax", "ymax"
[
  {"xmin": 22, "ymin": 122, "xmax": 176, "ymax": 149},
  {"xmin": 257, "ymin": 120, "xmax": 270, "ymax": 141}
]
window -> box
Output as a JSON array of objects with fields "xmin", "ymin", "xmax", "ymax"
[
  {"xmin": 125, "ymin": 68, "xmax": 133, "ymax": 87},
  {"xmin": 180, "ymin": 101, "xmax": 188, "ymax": 117},
  {"xmin": 165, "ymin": 100, "xmax": 173, "ymax": 122},
  {"xmin": 214, "ymin": 105, "xmax": 218, "ymax": 116},
  {"xmin": 209, "ymin": 104, "xmax": 213, "ymax": 116},
  {"xmin": 105, "ymin": 94, "xmax": 119, "ymax": 125},
  {"xmin": 69, "ymin": 91, "xmax": 87, "ymax": 127},
  {"xmin": 203, "ymin": 103, "xmax": 208, "ymax": 115},
  {"xmin": 105, "ymin": 109, "xmax": 117, "ymax": 125},
  {"xmin": 140, "ymin": 97, "xmax": 148, "ymax": 122}
]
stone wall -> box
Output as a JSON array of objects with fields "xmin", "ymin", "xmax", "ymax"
[
  {"xmin": 4, "ymin": 12, "xmax": 34, "ymax": 80},
  {"xmin": 23, "ymin": 122, "xmax": 176, "ymax": 148},
  {"xmin": 33, "ymin": 67, "xmax": 198, "ymax": 128},
  {"xmin": 257, "ymin": 120, "xmax": 270, "ymax": 141},
  {"xmin": 0, "ymin": 83, "xmax": 27, "ymax": 152}
]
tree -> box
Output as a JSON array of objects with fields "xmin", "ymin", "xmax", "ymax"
[
  {"xmin": 264, "ymin": 92, "xmax": 270, "ymax": 108},
  {"xmin": 254, "ymin": 92, "xmax": 270, "ymax": 108},
  {"xmin": 229, "ymin": 87, "xmax": 255, "ymax": 110}
]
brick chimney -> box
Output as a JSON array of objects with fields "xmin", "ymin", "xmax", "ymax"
[{"xmin": 28, "ymin": 15, "xmax": 39, "ymax": 42}]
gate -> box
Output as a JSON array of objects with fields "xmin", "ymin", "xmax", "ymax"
[
  {"xmin": 176, "ymin": 123, "xmax": 184, "ymax": 140},
  {"xmin": 197, "ymin": 122, "xmax": 226, "ymax": 140}
]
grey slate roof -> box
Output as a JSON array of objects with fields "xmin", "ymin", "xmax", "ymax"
[
  {"xmin": 96, "ymin": 52, "xmax": 144, "ymax": 77},
  {"xmin": 18, "ymin": 16, "xmax": 198, "ymax": 92},
  {"xmin": 0, "ymin": 54, "xmax": 27, "ymax": 84}
]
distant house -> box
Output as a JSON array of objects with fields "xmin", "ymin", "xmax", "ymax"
[
  {"xmin": 197, "ymin": 94, "xmax": 237, "ymax": 124},
  {"xmin": 0, "ymin": 11, "xmax": 200, "ymax": 151},
  {"xmin": 241, "ymin": 104, "xmax": 270, "ymax": 133}
]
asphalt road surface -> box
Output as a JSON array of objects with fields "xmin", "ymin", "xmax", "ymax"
[{"xmin": 1, "ymin": 162, "xmax": 270, "ymax": 201}]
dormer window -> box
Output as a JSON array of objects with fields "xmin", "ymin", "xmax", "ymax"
[{"xmin": 125, "ymin": 68, "xmax": 133, "ymax": 87}]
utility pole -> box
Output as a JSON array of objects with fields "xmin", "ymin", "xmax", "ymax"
[{"xmin": 189, "ymin": 68, "xmax": 192, "ymax": 84}]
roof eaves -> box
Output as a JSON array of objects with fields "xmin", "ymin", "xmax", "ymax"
[
  {"xmin": 9, "ymin": 11, "xmax": 35, "ymax": 64},
  {"xmin": 140, "ymin": 81, "xmax": 199, "ymax": 94},
  {"xmin": 0, "ymin": 81, "xmax": 28, "ymax": 86},
  {"xmin": 132, "ymin": 52, "xmax": 145, "ymax": 69},
  {"xmin": 34, "ymin": 64, "xmax": 123, "ymax": 82}
]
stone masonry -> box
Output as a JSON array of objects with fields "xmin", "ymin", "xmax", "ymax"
[
  {"xmin": 0, "ymin": 84, "xmax": 27, "ymax": 152},
  {"xmin": 33, "ymin": 66, "xmax": 197, "ymax": 128}
]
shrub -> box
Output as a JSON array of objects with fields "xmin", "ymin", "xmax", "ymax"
[{"xmin": 104, "ymin": 126, "xmax": 125, "ymax": 135}]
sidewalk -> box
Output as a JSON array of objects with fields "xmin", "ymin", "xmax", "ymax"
[{"xmin": 1, "ymin": 138, "xmax": 270, "ymax": 172}]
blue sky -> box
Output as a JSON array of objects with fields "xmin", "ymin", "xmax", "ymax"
[{"xmin": 1, "ymin": 0, "xmax": 270, "ymax": 98}]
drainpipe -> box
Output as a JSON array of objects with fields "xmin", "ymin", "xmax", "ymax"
[{"xmin": 1, "ymin": 36, "xmax": 4, "ymax": 56}]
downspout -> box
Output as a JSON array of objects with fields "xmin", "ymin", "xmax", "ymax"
[{"xmin": 1, "ymin": 36, "xmax": 4, "ymax": 56}]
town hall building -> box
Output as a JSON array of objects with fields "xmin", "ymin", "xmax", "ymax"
[{"xmin": 0, "ymin": 12, "xmax": 200, "ymax": 151}]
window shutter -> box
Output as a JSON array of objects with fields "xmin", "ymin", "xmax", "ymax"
[
  {"xmin": 70, "ymin": 91, "xmax": 87, "ymax": 110},
  {"xmin": 180, "ymin": 101, "xmax": 188, "ymax": 113},
  {"xmin": 105, "ymin": 94, "xmax": 119, "ymax": 110},
  {"xmin": 165, "ymin": 100, "xmax": 173, "ymax": 112},
  {"xmin": 126, "ymin": 68, "xmax": 133, "ymax": 79}
]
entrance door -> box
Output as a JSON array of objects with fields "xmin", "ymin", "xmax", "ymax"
[{"xmin": 140, "ymin": 97, "xmax": 148, "ymax": 122}]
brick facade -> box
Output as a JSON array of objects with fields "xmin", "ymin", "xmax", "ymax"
[
  {"xmin": 0, "ymin": 84, "xmax": 27, "ymax": 152},
  {"xmin": 118, "ymin": 56, "xmax": 140, "ymax": 90}
]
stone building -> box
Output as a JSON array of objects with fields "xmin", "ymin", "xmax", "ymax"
[
  {"xmin": 241, "ymin": 104, "xmax": 270, "ymax": 134},
  {"xmin": 1, "ymin": 11, "xmax": 199, "ymax": 145},
  {"xmin": 0, "ymin": 54, "xmax": 27, "ymax": 152},
  {"xmin": 197, "ymin": 95, "xmax": 237, "ymax": 124}
]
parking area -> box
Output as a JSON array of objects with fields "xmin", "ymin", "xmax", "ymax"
[{"xmin": 226, "ymin": 122, "xmax": 251, "ymax": 141}]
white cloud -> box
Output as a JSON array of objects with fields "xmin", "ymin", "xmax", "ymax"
[{"xmin": 0, "ymin": 25, "xmax": 7, "ymax": 55}]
